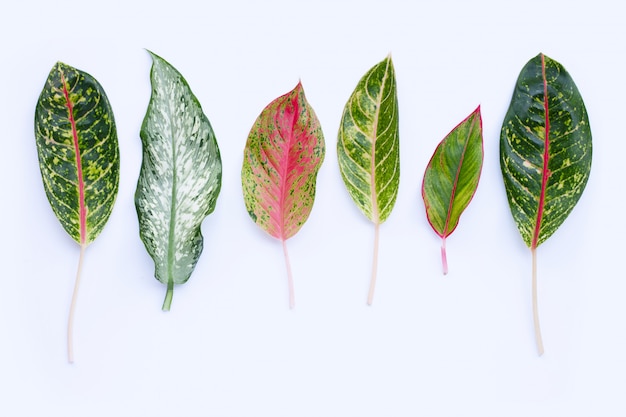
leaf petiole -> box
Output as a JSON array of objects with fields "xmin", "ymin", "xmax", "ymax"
[
  {"xmin": 282, "ymin": 239, "xmax": 295, "ymax": 309},
  {"xmin": 367, "ymin": 222, "xmax": 380, "ymax": 305},
  {"xmin": 531, "ymin": 248, "xmax": 544, "ymax": 356},
  {"xmin": 68, "ymin": 243, "xmax": 87, "ymax": 364},
  {"xmin": 440, "ymin": 238, "xmax": 449, "ymax": 275},
  {"xmin": 163, "ymin": 280, "xmax": 174, "ymax": 311}
]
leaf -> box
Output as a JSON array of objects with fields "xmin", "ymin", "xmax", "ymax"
[
  {"xmin": 500, "ymin": 53, "xmax": 592, "ymax": 355},
  {"xmin": 34, "ymin": 61, "xmax": 120, "ymax": 363},
  {"xmin": 337, "ymin": 55, "xmax": 399, "ymax": 305},
  {"xmin": 422, "ymin": 106, "xmax": 483, "ymax": 275},
  {"xmin": 135, "ymin": 51, "xmax": 222, "ymax": 311},
  {"xmin": 241, "ymin": 82, "xmax": 325, "ymax": 308}
]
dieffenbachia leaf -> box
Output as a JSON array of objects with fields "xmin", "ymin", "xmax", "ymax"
[
  {"xmin": 135, "ymin": 51, "xmax": 222, "ymax": 311},
  {"xmin": 337, "ymin": 55, "xmax": 399, "ymax": 305},
  {"xmin": 500, "ymin": 53, "xmax": 592, "ymax": 355},
  {"xmin": 422, "ymin": 106, "xmax": 483, "ymax": 275},
  {"xmin": 241, "ymin": 82, "xmax": 325, "ymax": 308},
  {"xmin": 34, "ymin": 61, "xmax": 120, "ymax": 363}
]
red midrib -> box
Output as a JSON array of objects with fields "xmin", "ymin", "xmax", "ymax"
[
  {"xmin": 61, "ymin": 72, "xmax": 87, "ymax": 245},
  {"xmin": 531, "ymin": 54, "xmax": 551, "ymax": 250},
  {"xmin": 441, "ymin": 112, "xmax": 477, "ymax": 238},
  {"xmin": 277, "ymin": 87, "xmax": 300, "ymax": 240}
]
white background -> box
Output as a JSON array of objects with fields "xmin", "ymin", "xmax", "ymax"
[{"xmin": 1, "ymin": 0, "xmax": 624, "ymax": 416}]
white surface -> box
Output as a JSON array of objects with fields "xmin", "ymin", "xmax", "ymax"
[{"xmin": 1, "ymin": 0, "xmax": 624, "ymax": 416}]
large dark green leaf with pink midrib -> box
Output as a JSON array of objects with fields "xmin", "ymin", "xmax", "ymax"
[
  {"xmin": 500, "ymin": 53, "xmax": 592, "ymax": 355},
  {"xmin": 501, "ymin": 53, "xmax": 592, "ymax": 249},
  {"xmin": 34, "ymin": 61, "xmax": 119, "ymax": 363},
  {"xmin": 35, "ymin": 62, "xmax": 119, "ymax": 245}
]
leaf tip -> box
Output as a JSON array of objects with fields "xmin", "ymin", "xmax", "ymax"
[
  {"xmin": 384, "ymin": 53, "xmax": 394, "ymax": 67},
  {"xmin": 474, "ymin": 105, "xmax": 483, "ymax": 128},
  {"xmin": 294, "ymin": 80, "xmax": 305, "ymax": 95},
  {"xmin": 145, "ymin": 49, "xmax": 167, "ymax": 66}
]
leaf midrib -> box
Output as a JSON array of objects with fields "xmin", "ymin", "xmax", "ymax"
[
  {"xmin": 442, "ymin": 113, "xmax": 477, "ymax": 238},
  {"xmin": 61, "ymin": 70, "xmax": 87, "ymax": 245},
  {"xmin": 166, "ymin": 76, "xmax": 179, "ymax": 285},
  {"xmin": 532, "ymin": 54, "xmax": 551, "ymax": 250},
  {"xmin": 369, "ymin": 58, "xmax": 391, "ymax": 225},
  {"xmin": 277, "ymin": 90, "xmax": 299, "ymax": 240}
]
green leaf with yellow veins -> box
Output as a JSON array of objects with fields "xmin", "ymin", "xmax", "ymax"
[
  {"xmin": 337, "ymin": 55, "xmax": 399, "ymax": 305},
  {"xmin": 34, "ymin": 61, "xmax": 120, "ymax": 363},
  {"xmin": 500, "ymin": 53, "xmax": 592, "ymax": 355}
]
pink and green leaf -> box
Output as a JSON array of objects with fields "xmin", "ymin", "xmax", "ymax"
[
  {"xmin": 422, "ymin": 106, "xmax": 483, "ymax": 274},
  {"xmin": 242, "ymin": 82, "xmax": 325, "ymax": 307}
]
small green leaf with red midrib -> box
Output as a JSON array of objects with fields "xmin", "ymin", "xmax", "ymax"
[{"xmin": 422, "ymin": 106, "xmax": 483, "ymax": 275}]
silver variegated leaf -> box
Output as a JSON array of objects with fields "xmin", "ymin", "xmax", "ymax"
[{"xmin": 135, "ymin": 51, "xmax": 222, "ymax": 311}]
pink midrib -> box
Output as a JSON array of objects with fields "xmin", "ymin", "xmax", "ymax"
[
  {"xmin": 276, "ymin": 90, "xmax": 300, "ymax": 241},
  {"xmin": 61, "ymin": 72, "xmax": 87, "ymax": 245},
  {"xmin": 440, "ymin": 112, "xmax": 477, "ymax": 238},
  {"xmin": 531, "ymin": 54, "xmax": 551, "ymax": 250}
]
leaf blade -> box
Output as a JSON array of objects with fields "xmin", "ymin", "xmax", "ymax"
[
  {"xmin": 337, "ymin": 55, "xmax": 400, "ymax": 224},
  {"xmin": 241, "ymin": 82, "xmax": 325, "ymax": 240},
  {"xmin": 422, "ymin": 106, "xmax": 483, "ymax": 273},
  {"xmin": 34, "ymin": 62, "xmax": 120, "ymax": 245},
  {"xmin": 135, "ymin": 51, "xmax": 222, "ymax": 310},
  {"xmin": 423, "ymin": 106, "xmax": 483, "ymax": 238},
  {"xmin": 500, "ymin": 53, "xmax": 592, "ymax": 249}
]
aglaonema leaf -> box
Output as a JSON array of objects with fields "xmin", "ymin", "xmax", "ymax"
[
  {"xmin": 34, "ymin": 61, "xmax": 120, "ymax": 363},
  {"xmin": 500, "ymin": 53, "xmax": 592, "ymax": 355},
  {"xmin": 135, "ymin": 51, "xmax": 222, "ymax": 311},
  {"xmin": 422, "ymin": 106, "xmax": 483, "ymax": 275},
  {"xmin": 241, "ymin": 82, "xmax": 325, "ymax": 309},
  {"xmin": 337, "ymin": 55, "xmax": 399, "ymax": 305}
]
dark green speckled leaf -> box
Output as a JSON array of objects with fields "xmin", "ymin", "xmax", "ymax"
[
  {"xmin": 501, "ymin": 53, "xmax": 592, "ymax": 250},
  {"xmin": 500, "ymin": 53, "xmax": 592, "ymax": 355},
  {"xmin": 135, "ymin": 51, "xmax": 222, "ymax": 311},
  {"xmin": 35, "ymin": 62, "xmax": 119, "ymax": 246},
  {"xmin": 34, "ymin": 61, "xmax": 119, "ymax": 363}
]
